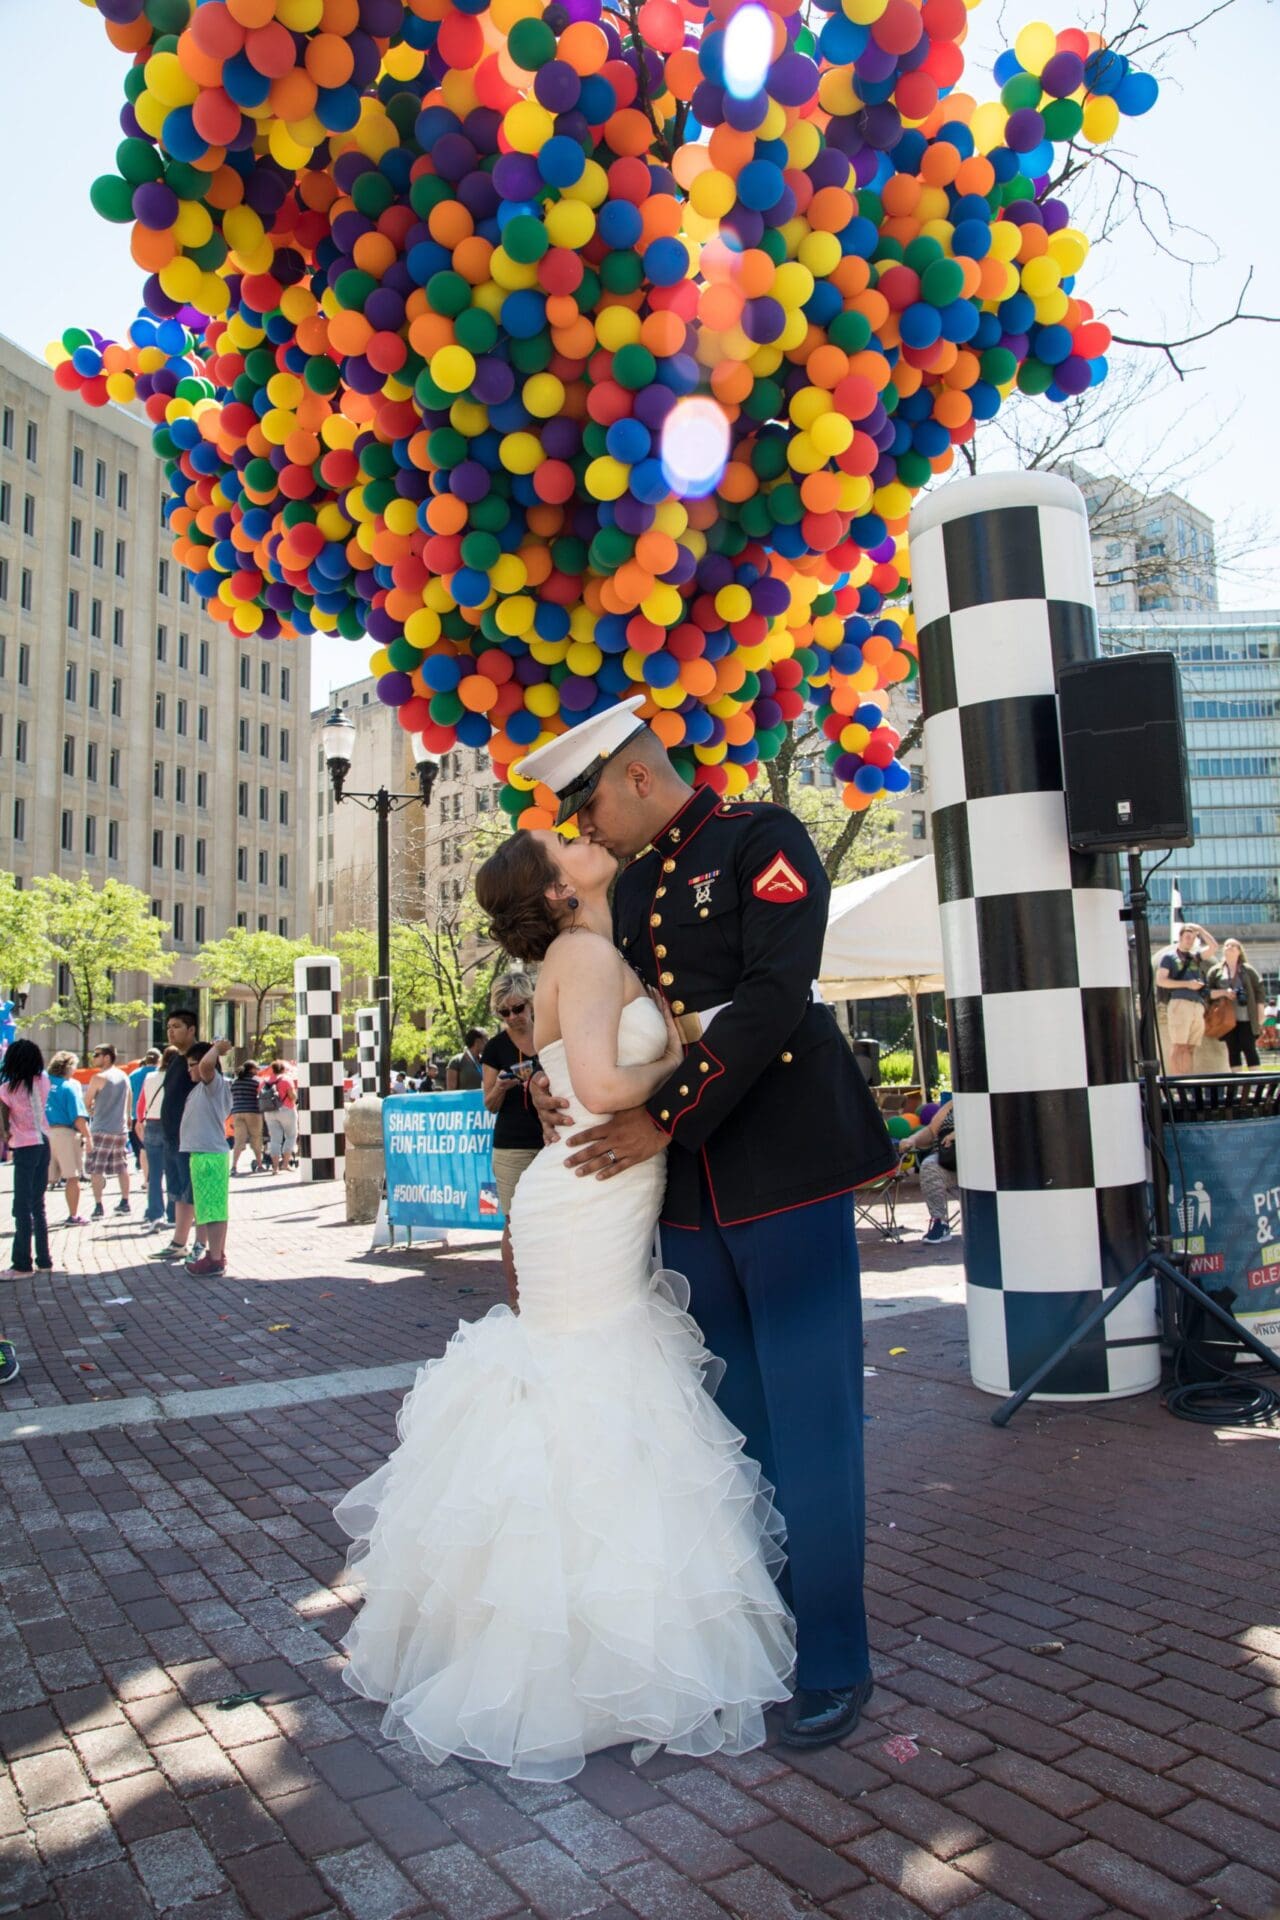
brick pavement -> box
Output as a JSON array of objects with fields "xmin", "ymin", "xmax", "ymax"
[{"xmin": 2, "ymin": 1172, "xmax": 1278, "ymax": 1920}]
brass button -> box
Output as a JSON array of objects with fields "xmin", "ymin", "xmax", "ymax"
[
  {"xmin": 655, "ymin": 887, "xmax": 667, "ymax": 898},
  {"xmin": 622, "ymin": 936, "xmax": 629, "ymax": 946},
  {"xmin": 679, "ymin": 1084, "xmax": 689, "ymax": 1096},
  {"xmin": 650, "ymin": 913, "xmax": 661, "ymax": 927},
  {"xmin": 781, "ymin": 1051, "xmax": 793, "ymax": 1063},
  {"xmin": 663, "ymin": 859, "xmax": 676, "ymax": 874},
  {"xmin": 660, "ymin": 971, "xmax": 674, "ymax": 986},
  {"xmin": 660, "ymin": 1109, "xmax": 670, "ymax": 1122},
  {"xmin": 670, "ymin": 827, "xmax": 681, "ymax": 842},
  {"xmin": 699, "ymin": 907, "xmax": 709, "ymax": 918},
  {"xmin": 654, "ymin": 944, "xmax": 667, "ymax": 959},
  {"xmin": 672, "ymin": 1000, "xmax": 685, "ymax": 1014},
  {"xmin": 699, "ymin": 1061, "xmax": 709, "ymax": 1073}
]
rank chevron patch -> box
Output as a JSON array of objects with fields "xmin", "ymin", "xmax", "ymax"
[{"xmin": 752, "ymin": 853, "xmax": 808, "ymax": 903}]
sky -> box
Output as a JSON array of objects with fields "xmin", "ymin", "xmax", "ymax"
[{"xmin": 0, "ymin": 0, "xmax": 1275, "ymax": 715}]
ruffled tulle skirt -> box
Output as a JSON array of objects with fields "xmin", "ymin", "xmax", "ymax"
[{"xmin": 334, "ymin": 1273, "xmax": 795, "ymax": 1781}]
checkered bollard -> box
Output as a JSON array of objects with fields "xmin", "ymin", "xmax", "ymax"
[
  {"xmin": 294, "ymin": 955, "xmax": 345, "ymax": 1183},
  {"xmin": 355, "ymin": 1007, "xmax": 381, "ymax": 1100},
  {"xmin": 908, "ymin": 471, "xmax": 1157, "ymax": 1401}
]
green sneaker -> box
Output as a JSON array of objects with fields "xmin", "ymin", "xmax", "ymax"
[{"xmin": 0, "ymin": 1342, "xmax": 19, "ymax": 1386}]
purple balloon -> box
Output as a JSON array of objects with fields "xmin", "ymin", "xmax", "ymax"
[
  {"xmin": 1005, "ymin": 107, "xmax": 1045, "ymax": 153},
  {"xmin": 376, "ymin": 672, "xmax": 414, "ymax": 707},
  {"xmin": 96, "ymin": 0, "xmax": 145, "ymax": 18},
  {"xmin": 133, "ymin": 182, "xmax": 178, "ymax": 231},
  {"xmin": 768, "ymin": 53, "xmax": 819, "ymax": 107},
  {"xmin": 1041, "ymin": 50, "xmax": 1086, "ymax": 97},
  {"xmin": 1056, "ymin": 354, "xmax": 1093, "ymax": 395}
]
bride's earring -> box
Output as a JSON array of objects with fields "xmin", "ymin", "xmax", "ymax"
[{"xmin": 567, "ymin": 895, "xmax": 580, "ymax": 911}]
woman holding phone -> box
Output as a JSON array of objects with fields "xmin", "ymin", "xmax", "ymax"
[{"xmin": 481, "ymin": 971, "xmax": 542, "ymax": 1307}]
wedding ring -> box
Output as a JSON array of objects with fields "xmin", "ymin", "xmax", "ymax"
[{"xmin": 605, "ymin": 1150, "xmax": 617, "ymax": 1164}]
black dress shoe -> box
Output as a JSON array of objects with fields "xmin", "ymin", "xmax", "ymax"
[{"xmin": 780, "ymin": 1676, "xmax": 873, "ymax": 1750}]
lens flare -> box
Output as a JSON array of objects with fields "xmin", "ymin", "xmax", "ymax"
[
  {"xmin": 723, "ymin": 4, "xmax": 773, "ymax": 100},
  {"xmin": 660, "ymin": 396, "xmax": 731, "ymax": 498}
]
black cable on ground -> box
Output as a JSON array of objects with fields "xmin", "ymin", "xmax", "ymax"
[{"xmin": 1164, "ymin": 1376, "xmax": 1280, "ymax": 1425}]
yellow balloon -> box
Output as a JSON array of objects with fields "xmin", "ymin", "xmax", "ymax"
[
  {"xmin": 1014, "ymin": 21, "xmax": 1057, "ymax": 73},
  {"xmin": 1081, "ymin": 94, "xmax": 1120, "ymax": 143}
]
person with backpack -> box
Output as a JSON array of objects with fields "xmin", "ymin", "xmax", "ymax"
[
  {"xmin": 230, "ymin": 1062, "xmax": 266, "ymax": 1174},
  {"xmin": 259, "ymin": 1060, "xmax": 298, "ymax": 1172}
]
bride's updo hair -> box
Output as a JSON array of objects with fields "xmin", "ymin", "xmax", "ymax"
[{"xmin": 475, "ymin": 832, "xmax": 565, "ymax": 963}]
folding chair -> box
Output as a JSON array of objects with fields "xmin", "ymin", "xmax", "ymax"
[{"xmin": 853, "ymin": 1166, "xmax": 905, "ymax": 1240}]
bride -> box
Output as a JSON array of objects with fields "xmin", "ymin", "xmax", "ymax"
[{"xmin": 334, "ymin": 827, "xmax": 795, "ymax": 1782}]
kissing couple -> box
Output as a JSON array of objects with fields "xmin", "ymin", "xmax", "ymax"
[{"xmin": 335, "ymin": 696, "xmax": 896, "ymax": 1781}]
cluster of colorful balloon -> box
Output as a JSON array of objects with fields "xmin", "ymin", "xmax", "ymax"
[{"xmin": 55, "ymin": 0, "xmax": 1158, "ymax": 823}]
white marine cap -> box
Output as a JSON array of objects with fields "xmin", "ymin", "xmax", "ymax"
[{"xmin": 514, "ymin": 695, "xmax": 649, "ymax": 827}]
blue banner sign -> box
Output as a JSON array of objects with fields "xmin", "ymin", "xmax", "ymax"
[
  {"xmin": 1169, "ymin": 1116, "xmax": 1280, "ymax": 1354},
  {"xmin": 384, "ymin": 1092, "xmax": 499, "ymax": 1235}
]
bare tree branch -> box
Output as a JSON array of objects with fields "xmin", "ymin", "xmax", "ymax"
[{"xmin": 1109, "ymin": 269, "xmax": 1279, "ymax": 380}]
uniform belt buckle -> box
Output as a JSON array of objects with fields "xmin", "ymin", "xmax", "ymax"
[{"xmin": 675, "ymin": 1011, "xmax": 704, "ymax": 1046}]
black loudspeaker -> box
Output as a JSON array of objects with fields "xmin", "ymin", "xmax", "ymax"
[{"xmin": 1057, "ymin": 652, "xmax": 1194, "ymax": 852}]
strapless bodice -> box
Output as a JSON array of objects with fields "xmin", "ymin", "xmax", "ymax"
[{"xmin": 536, "ymin": 994, "xmax": 667, "ymax": 1129}]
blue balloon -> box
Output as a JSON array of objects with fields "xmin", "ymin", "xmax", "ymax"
[{"xmin": 1116, "ymin": 69, "xmax": 1158, "ymax": 116}]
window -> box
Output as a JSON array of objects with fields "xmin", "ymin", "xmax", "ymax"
[
  {"xmin": 196, "ymin": 770, "xmax": 208, "ymax": 809},
  {"xmin": 0, "ymin": 483, "xmax": 8, "ymax": 524},
  {"xmin": 18, "ymin": 643, "xmax": 30, "ymax": 687},
  {"xmin": 156, "ymin": 624, "xmax": 167, "ymax": 662},
  {"xmin": 15, "ymin": 719, "xmax": 28, "ymax": 764},
  {"xmin": 86, "ymin": 743, "xmax": 99, "ymax": 784},
  {"xmin": 257, "ymin": 849, "xmax": 269, "ymax": 886},
  {"xmin": 155, "ymin": 692, "xmax": 166, "ymax": 730},
  {"xmin": 22, "ymin": 495, "xmax": 35, "ymax": 538},
  {"xmin": 117, "ymin": 471, "xmax": 128, "ymax": 512},
  {"xmin": 195, "ymin": 838, "xmax": 206, "ymax": 877},
  {"xmin": 72, "ymin": 446, "xmax": 84, "ymax": 488},
  {"xmin": 236, "ymin": 911, "xmax": 247, "ymax": 929},
  {"xmin": 92, "ymin": 528, "xmax": 104, "ymax": 568},
  {"xmin": 237, "ymin": 781, "xmax": 248, "ymax": 819},
  {"xmin": 84, "ymin": 816, "xmax": 97, "ymax": 857},
  {"xmin": 88, "ymin": 670, "xmax": 100, "ymax": 711},
  {"xmin": 278, "ymin": 918, "xmax": 289, "ymax": 938},
  {"xmin": 0, "ymin": 408, "xmax": 11, "ymax": 450},
  {"xmin": 151, "ymin": 900, "xmax": 162, "ymax": 920},
  {"xmin": 152, "ymin": 829, "xmax": 164, "ymax": 868},
  {"xmin": 109, "ymin": 749, "xmax": 120, "ymax": 788},
  {"xmin": 110, "ymin": 677, "xmax": 122, "ymax": 718},
  {"xmin": 257, "ymin": 914, "xmax": 268, "ymax": 933},
  {"xmin": 259, "ymin": 723, "xmax": 270, "ymax": 758},
  {"xmin": 278, "ymin": 790, "xmax": 289, "ymax": 826},
  {"xmin": 174, "ymin": 834, "xmax": 185, "ymax": 873},
  {"xmin": 911, "ymin": 810, "xmax": 927, "ymax": 841},
  {"xmin": 65, "ymin": 662, "xmax": 78, "ymax": 702},
  {"xmin": 90, "ymin": 598, "xmax": 102, "ymax": 639},
  {"xmin": 198, "ymin": 639, "xmax": 209, "ymax": 676},
  {"xmin": 1109, "ymin": 593, "xmax": 1127, "ymax": 611},
  {"xmin": 260, "ymin": 660, "xmax": 271, "ymax": 696},
  {"xmin": 237, "ymin": 847, "xmax": 248, "ymax": 883},
  {"xmin": 197, "ymin": 705, "xmax": 208, "ymax": 744},
  {"xmin": 176, "ymin": 698, "xmax": 188, "ymax": 737},
  {"xmin": 258, "ymin": 786, "xmax": 268, "ymax": 822},
  {"xmin": 95, "ymin": 459, "xmax": 106, "ymax": 499},
  {"xmin": 239, "ymin": 653, "xmax": 250, "ymax": 691},
  {"xmin": 112, "ymin": 608, "xmax": 124, "ymax": 648},
  {"xmin": 0, "ymin": 636, "xmax": 5, "ymax": 677},
  {"xmin": 63, "ymin": 736, "xmax": 75, "ymax": 777},
  {"xmin": 278, "ymin": 853, "xmax": 289, "ymax": 889},
  {"xmin": 114, "ymin": 539, "xmax": 126, "ymax": 580},
  {"xmin": 20, "ymin": 568, "xmax": 32, "ymax": 612},
  {"xmin": 238, "ymin": 718, "xmax": 249, "ymax": 753},
  {"xmin": 177, "ymin": 632, "xmax": 188, "ymax": 670},
  {"xmin": 25, "ymin": 421, "xmax": 38, "ymax": 465},
  {"xmin": 0, "ymin": 558, "xmax": 7, "ymax": 601},
  {"xmin": 11, "ymin": 799, "xmax": 24, "ymax": 842},
  {"xmin": 195, "ymin": 905, "xmax": 205, "ymax": 945},
  {"xmin": 477, "ymin": 788, "xmax": 489, "ymax": 811},
  {"xmin": 173, "ymin": 902, "xmax": 185, "ymax": 944},
  {"xmin": 179, "ymin": 573, "xmax": 190, "ymax": 605},
  {"xmin": 70, "ymin": 516, "xmax": 81, "ymax": 557},
  {"xmin": 107, "ymin": 819, "xmax": 119, "ymax": 861},
  {"xmin": 61, "ymin": 811, "xmax": 73, "ymax": 853},
  {"xmin": 174, "ymin": 766, "xmax": 186, "ymax": 805},
  {"xmin": 280, "ymin": 666, "xmax": 291, "ymax": 703},
  {"xmin": 279, "ymin": 728, "xmax": 290, "ymax": 764},
  {"xmin": 68, "ymin": 589, "xmax": 80, "ymax": 631}
]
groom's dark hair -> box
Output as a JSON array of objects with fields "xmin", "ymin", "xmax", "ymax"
[{"xmin": 476, "ymin": 833, "xmax": 563, "ymax": 964}]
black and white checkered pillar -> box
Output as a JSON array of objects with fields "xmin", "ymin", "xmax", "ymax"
[
  {"xmin": 908, "ymin": 471, "xmax": 1156, "ymax": 1401},
  {"xmin": 294, "ymin": 955, "xmax": 345, "ymax": 1183},
  {"xmin": 355, "ymin": 1006, "xmax": 380, "ymax": 1101}
]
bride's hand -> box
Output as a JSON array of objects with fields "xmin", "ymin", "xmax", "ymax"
[{"xmin": 650, "ymin": 988, "xmax": 684, "ymax": 1066}]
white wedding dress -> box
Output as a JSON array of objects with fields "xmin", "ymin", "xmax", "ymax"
[{"xmin": 335, "ymin": 996, "xmax": 795, "ymax": 1781}]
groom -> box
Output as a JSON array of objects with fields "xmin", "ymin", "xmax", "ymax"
[{"xmin": 520, "ymin": 697, "xmax": 896, "ymax": 1748}]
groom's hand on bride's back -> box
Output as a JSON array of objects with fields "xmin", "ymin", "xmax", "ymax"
[{"xmin": 530, "ymin": 1071, "xmax": 571, "ymax": 1145}]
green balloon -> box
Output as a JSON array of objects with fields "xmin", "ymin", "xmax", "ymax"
[
  {"xmin": 828, "ymin": 309, "xmax": 871, "ymax": 354},
  {"xmin": 334, "ymin": 268, "xmax": 377, "ymax": 311},
  {"xmin": 612, "ymin": 343, "xmax": 657, "ymax": 391},
  {"xmin": 387, "ymin": 637, "xmax": 421, "ymax": 672},
  {"xmin": 454, "ymin": 307, "xmax": 497, "ymax": 355},
  {"xmin": 426, "ymin": 270, "xmax": 471, "ymax": 318},
  {"xmin": 461, "ymin": 531, "xmax": 501, "ymax": 571},
  {"xmin": 62, "ymin": 327, "xmax": 92, "ymax": 352},
  {"xmin": 980, "ymin": 346, "xmax": 1017, "ymax": 386},
  {"xmin": 503, "ymin": 215, "xmax": 549, "ymax": 264},
  {"xmin": 510, "ymin": 333, "xmax": 552, "ymax": 372},
  {"xmin": 90, "ymin": 175, "xmax": 135, "ymax": 224},
  {"xmin": 921, "ymin": 258, "xmax": 965, "ymax": 307},
  {"xmin": 1001, "ymin": 72, "xmax": 1043, "ymax": 112},
  {"xmin": 116, "ymin": 138, "xmax": 163, "ymax": 186},
  {"xmin": 146, "ymin": 0, "xmax": 192, "ymax": 31},
  {"xmin": 164, "ymin": 161, "xmax": 205, "ymax": 201},
  {"xmin": 430, "ymin": 691, "xmax": 464, "ymax": 726},
  {"xmin": 499, "ymin": 785, "xmax": 525, "ymax": 818},
  {"xmin": 508, "ymin": 16, "xmax": 555, "ymax": 68},
  {"xmin": 305, "ymin": 355, "xmax": 342, "ymax": 396},
  {"xmin": 410, "ymin": 173, "xmax": 450, "ymax": 218},
  {"xmin": 1017, "ymin": 358, "xmax": 1055, "ymax": 395},
  {"xmin": 1042, "ymin": 98, "xmax": 1083, "ymax": 141},
  {"xmin": 600, "ymin": 249, "xmax": 644, "ymax": 294},
  {"xmin": 351, "ymin": 172, "xmax": 395, "ymax": 219}
]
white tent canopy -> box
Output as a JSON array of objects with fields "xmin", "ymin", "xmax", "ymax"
[{"xmin": 820, "ymin": 856, "xmax": 945, "ymax": 1001}]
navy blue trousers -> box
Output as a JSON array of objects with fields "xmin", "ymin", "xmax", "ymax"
[{"xmin": 662, "ymin": 1186, "xmax": 869, "ymax": 1691}]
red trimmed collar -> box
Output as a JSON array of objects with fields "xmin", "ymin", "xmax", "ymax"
[{"xmin": 650, "ymin": 784, "xmax": 721, "ymax": 860}]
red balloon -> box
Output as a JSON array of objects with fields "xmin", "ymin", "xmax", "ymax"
[
  {"xmin": 921, "ymin": 0, "xmax": 967, "ymax": 39},
  {"xmin": 871, "ymin": 0, "xmax": 924, "ymax": 56}
]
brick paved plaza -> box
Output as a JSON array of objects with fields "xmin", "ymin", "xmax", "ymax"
[{"xmin": 2, "ymin": 1173, "xmax": 1277, "ymax": 1920}]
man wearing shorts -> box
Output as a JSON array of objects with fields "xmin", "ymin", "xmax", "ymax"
[
  {"xmin": 1155, "ymin": 924, "xmax": 1213, "ymax": 1075},
  {"xmin": 155, "ymin": 1009, "xmax": 201, "ymax": 1261},
  {"xmin": 46, "ymin": 1053, "xmax": 92, "ymax": 1224},
  {"xmin": 85, "ymin": 1046, "xmax": 133, "ymax": 1217},
  {"xmin": 180, "ymin": 1039, "xmax": 234, "ymax": 1276}
]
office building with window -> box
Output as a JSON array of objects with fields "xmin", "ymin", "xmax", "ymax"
[
  {"xmin": 1099, "ymin": 610, "xmax": 1280, "ymax": 983},
  {"xmin": 0, "ymin": 334, "xmax": 310, "ymax": 1050},
  {"xmin": 1070, "ymin": 466, "xmax": 1219, "ymax": 617}
]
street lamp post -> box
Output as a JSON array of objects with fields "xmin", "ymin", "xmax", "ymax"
[{"xmin": 322, "ymin": 708, "xmax": 439, "ymax": 1099}]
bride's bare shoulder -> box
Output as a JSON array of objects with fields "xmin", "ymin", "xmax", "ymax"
[{"xmin": 542, "ymin": 929, "xmax": 622, "ymax": 977}]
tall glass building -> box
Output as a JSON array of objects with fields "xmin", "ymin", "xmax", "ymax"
[{"xmin": 1099, "ymin": 612, "xmax": 1280, "ymax": 987}]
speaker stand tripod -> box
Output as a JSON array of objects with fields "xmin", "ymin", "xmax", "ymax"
[{"xmin": 992, "ymin": 855, "xmax": 1280, "ymax": 1428}]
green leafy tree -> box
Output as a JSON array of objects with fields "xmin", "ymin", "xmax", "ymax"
[
  {"xmin": 32, "ymin": 875, "xmax": 172, "ymax": 1056},
  {"xmin": 0, "ymin": 873, "xmax": 54, "ymax": 1008},
  {"xmin": 195, "ymin": 928, "xmax": 316, "ymax": 1054},
  {"xmin": 333, "ymin": 924, "xmax": 439, "ymax": 1040}
]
